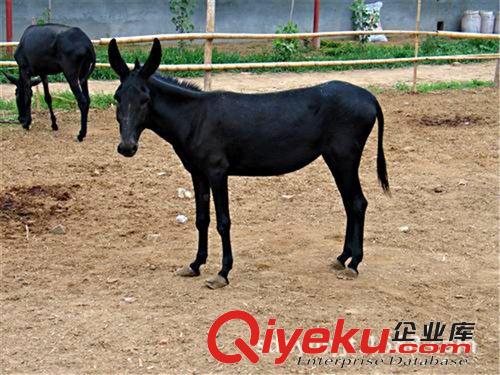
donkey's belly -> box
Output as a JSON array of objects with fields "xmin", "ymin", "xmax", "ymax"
[{"xmin": 227, "ymin": 147, "xmax": 322, "ymax": 177}]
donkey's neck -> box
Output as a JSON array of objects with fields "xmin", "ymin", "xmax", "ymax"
[{"xmin": 147, "ymin": 76, "xmax": 205, "ymax": 148}]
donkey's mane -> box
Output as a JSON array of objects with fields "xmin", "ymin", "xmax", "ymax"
[{"xmin": 153, "ymin": 74, "xmax": 202, "ymax": 92}]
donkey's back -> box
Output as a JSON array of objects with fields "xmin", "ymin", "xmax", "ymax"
[
  {"xmin": 15, "ymin": 24, "xmax": 94, "ymax": 75},
  {"xmin": 206, "ymin": 80, "xmax": 381, "ymax": 176},
  {"xmin": 212, "ymin": 80, "xmax": 379, "ymax": 136}
]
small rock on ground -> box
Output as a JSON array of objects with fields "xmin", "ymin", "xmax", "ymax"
[
  {"xmin": 176, "ymin": 188, "xmax": 193, "ymax": 199},
  {"xmin": 50, "ymin": 224, "xmax": 66, "ymax": 235},
  {"xmin": 399, "ymin": 225, "xmax": 410, "ymax": 233},
  {"xmin": 176, "ymin": 215, "xmax": 188, "ymax": 224}
]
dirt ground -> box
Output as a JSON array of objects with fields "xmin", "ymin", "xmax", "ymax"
[
  {"xmin": 0, "ymin": 61, "xmax": 497, "ymax": 100},
  {"xmin": 0, "ymin": 74, "xmax": 498, "ymax": 373}
]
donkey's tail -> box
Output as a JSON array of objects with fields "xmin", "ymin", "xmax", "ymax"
[{"xmin": 374, "ymin": 99, "xmax": 390, "ymax": 195}]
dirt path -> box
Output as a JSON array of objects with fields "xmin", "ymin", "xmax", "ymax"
[
  {"xmin": 0, "ymin": 61, "xmax": 497, "ymax": 100},
  {"xmin": 1, "ymin": 80, "xmax": 498, "ymax": 373}
]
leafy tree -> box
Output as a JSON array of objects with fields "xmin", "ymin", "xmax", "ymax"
[
  {"xmin": 350, "ymin": 0, "xmax": 380, "ymax": 43},
  {"xmin": 169, "ymin": 0, "xmax": 196, "ymax": 49}
]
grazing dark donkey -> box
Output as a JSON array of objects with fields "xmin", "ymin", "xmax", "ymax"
[
  {"xmin": 3, "ymin": 24, "xmax": 95, "ymax": 141},
  {"xmin": 109, "ymin": 38, "xmax": 390, "ymax": 289}
]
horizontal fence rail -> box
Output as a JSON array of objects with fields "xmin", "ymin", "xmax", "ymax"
[
  {"xmin": 98, "ymin": 30, "xmax": 500, "ymax": 44},
  {"xmin": 2, "ymin": 53, "xmax": 499, "ymax": 71},
  {"xmin": 1, "ymin": 30, "xmax": 499, "ymax": 48}
]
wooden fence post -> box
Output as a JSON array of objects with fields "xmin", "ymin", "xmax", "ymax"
[
  {"xmin": 412, "ymin": 0, "xmax": 422, "ymax": 93},
  {"xmin": 204, "ymin": 0, "xmax": 215, "ymax": 91}
]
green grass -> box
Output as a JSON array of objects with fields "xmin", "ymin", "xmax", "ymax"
[
  {"xmin": 0, "ymin": 91, "xmax": 115, "ymax": 118},
  {"xmin": 415, "ymin": 80, "xmax": 495, "ymax": 93},
  {"xmin": 1, "ymin": 36, "xmax": 498, "ymax": 83},
  {"xmin": 0, "ymin": 97, "xmax": 16, "ymax": 112},
  {"xmin": 368, "ymin": 79, "xmax": 495, "ymax": 94},
  {"xmin": 32, "ymin": 91, "xmax": 115, "ymax": 111},
  {"xmin": 0, "ymin": 96, "xmax": 18, "ymax": 124}
]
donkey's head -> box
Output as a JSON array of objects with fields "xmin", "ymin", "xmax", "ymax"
[
  {"xmin": 3, "ymin": 72, "xmax": 41, "ymax": 128},
  {"xmin": 108, "ymin": 38, "xmax": 161, "ymax": 157}
]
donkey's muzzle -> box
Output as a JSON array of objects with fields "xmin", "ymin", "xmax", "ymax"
[{"xmin": 117, "ymin": 142, "xmax": 138, "ymax": 157}]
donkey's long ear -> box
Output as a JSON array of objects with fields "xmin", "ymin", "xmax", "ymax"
[
  {"xmin": 108, "ymin": 38, "xmax": 129, "ymax": 81},
  {"xmin": 139, "ymin": 38, "xmax": 161, "ymax": 79},
  {"xmin": 3, "ymin": 72, "xmax": 19, "ymax": 85}
]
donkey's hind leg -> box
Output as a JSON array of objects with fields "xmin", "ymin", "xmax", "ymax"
[
  {"xmin": 205, "ymin": 171, "xmax": 232, "ymax": 289},
  {"xmin": 64, "ymin": 70, "xmax": 89, "ymax": 142},
  {"xmin": 323, "ymin": 148, "xmax": 367, "ymax": 278}
]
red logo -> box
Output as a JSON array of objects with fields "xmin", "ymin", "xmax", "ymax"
[
  {"xmin": 207, "ymin": 310, "xmax": 473, "ymax": 365},
  {"xmin": 207, "ymin": 310, "xmax": 260, "ymax": 364}
]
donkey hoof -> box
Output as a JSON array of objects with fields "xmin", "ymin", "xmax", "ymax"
[
  {"xmin": 331, "ymin": 259, "xmax": 346, "ymax": 271},
  {"xmin": 51, "ymin": 124, "xmax": 58, "ymax": 131},
  {"xmin": 175, "ymin": 265, "xmax": 199, "ymax": 277},
  {"xmin": 76, "ymin": 134, "xmax": 85, "ymax": 142},
  {"xmin": 205, "ymin": 275, "xmax": 228, "ymax": 289},
  {"xmin": 336, "ymin": 267, "xmax": 358, "ymax": 280}
]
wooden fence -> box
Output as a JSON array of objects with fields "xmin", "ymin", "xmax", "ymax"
[
  {"xmin": 1, "ymin": 53, "xmax": 498, "ymax": 71},
  {"xmin": 1, "ymin": 0, "xmax": 500, "ymax": 91},
  {"xmin": 1, "ymin": 29, "xmax": 498, "ymax": 48},
  {"xmin": 1, "ymin": 30, "xmax": 499, "ymax": 88}
]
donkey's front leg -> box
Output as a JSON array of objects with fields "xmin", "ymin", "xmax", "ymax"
[
  {"xmin": 205, "ymin": 171, "xmax": 232, "ymax": 289},
  {"xmin": 41, "ymin": 75, "xmax": 58, "ymax": 130},
  {"xmin": 175, "ymin": 173, "xmax": 211, "ymax": 277},
  {"xmin": 65, "ymin": 74, "xmax": 88, "ymax": 142}
]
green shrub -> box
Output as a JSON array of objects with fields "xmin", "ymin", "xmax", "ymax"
[
  {"xmin": 420, "ymin": 36, "xmax": 499, "ymax": 56},
  {"xmin": 273, "ymin": 22, "xmax": 300, "ymax": 61},
  {"xmin": 35, "ymin": 8, "xmax": 50, "ymax": 25}
]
